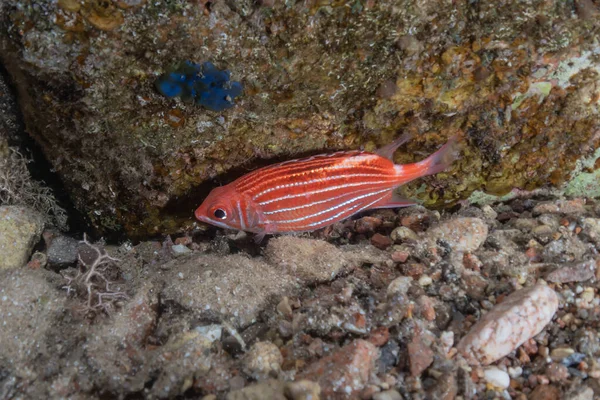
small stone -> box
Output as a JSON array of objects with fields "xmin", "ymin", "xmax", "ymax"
[
  {"xmin": 243, "ymin": 341, "xmax": 283, "ymax": 379},
  {"xmin": 546, "ymin": 363, "xmax": 569, "ymax": 382},
  {"xmin": 391, "ymin": 250, "xmax": 409, "ymax": 263},
  {"xmin": 565, "ymin": 386, "xmax": 594, "ymax": 400},
  {"xmin": 508, "ymin": 366, "xmax": 523, "ymax": 378},
  {"xmin": 463, "ymin": 253, "xmax": 482, "ymax": 271},
  {"xmin": 277, "ymin": 297, "xmax": 293, "ymax": 318},
  {"xmin": 298, "ymin": 340, "xmax": 377, "ymax": 398},
  {"xmin": 532, "ymin": 199, "xmax": 587, "ymax": 216},
  {"xmin": 386, "ymin": 276, "xmax": 413, "ymax": 298},
  {"xmin": 27, "ymin": 251, "xmax": 47, "ymax": 269},
  {"xmin": 533, "ymin": 225, "xmax": 554, "ymax": 245},
  {"xmin": 195, "ymin": 325, "xmax": 222, "ymax": 342},
  {"xmin": 400, "ymin": 262, "xmax": 425, "ymax": 278},
  {"xmin": 528, "ymin": 384, "xmax": 561, "ymax": 400},
  {"xmin": 580, "ymin": 218, "xmax": 600, "ymax": 244},
  {"xmin": 416, "ymin": 295, "xmax": 436, "ymax": 321},
  {"xmin": 284, "ymin": 380, "xmax": 321, "ymax": 400},
  {"xmin": 390, "ymin": 226, "xmax": 419, "ymax": 243},
  {"xmin": 481, "ymin": 205, "xmax": 498, "ymax": 221},
  {"xmin": 47, "ymin": 235, "xmax": 79, "ymax": 267},
  {"xmin": 550, "ymin": 347, "xmax": 575, "ymax": 362},
  {"xmin": 373, "ymin": 389, "xmax": 402, "ymax": 400},
  {"xmin": 483, "ymin": 367, "xmax": 510, "ymax": 389},
  {"xmin": 418, "ymin": 275, "xmax": 433, "ymax": 286},
  {"xmin": 0, "ymin": 206, "xmax": 44, "ymax": 270},
  {"xmin": 427, "ymin": 217, "xmax": 488, "ymax": 252},
  {"xmin": 367, "ymin": 326, "xmax": 389, "ymax": 347},
  {"xmin": 226, "ymin": 380, "xmax": 286, "ymax": 400},
  {"xmin": 355, "ymin": 216, "xmax": 382, "ymax": 234},
  {"xmin": 174, "ymin": 236, "xmax": 192, "ymax": 246},
  {"xmin": 171, "ymin": 244, "xmax": 191, "ymax": 256},
  {"xmin": 457, "ymin": 284, "xmax": 559, "ymax": 365},
  {"xmin": 400, "ymin": 213, "xmax": 431, "ymax": 232},
  {"xmin": 546, "ymin": 259, "xmax": 597, "ymax": 283},
  {"xmin": 371, "ymin": 233, "xmax": 392, "ymax": 250},
  {"xmin": 407, "ymin": 334, "xmax": 434, "ymax": 377}
]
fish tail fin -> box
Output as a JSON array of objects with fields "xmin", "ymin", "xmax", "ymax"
[
  {"xmin": 417, "ymin": 135, "xmax": 460, "ymax": 176},
  {"xmin": 376, "ymin": 132, "xmax": 413, "ymax": 160}
]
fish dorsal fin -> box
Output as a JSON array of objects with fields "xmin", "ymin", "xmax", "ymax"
[{"xmin": 375, "ymin": 133, "xmax": 413, "ymax": 160}]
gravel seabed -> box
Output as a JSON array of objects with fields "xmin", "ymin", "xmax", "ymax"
[{"xmin": 1, "ymin": 197, "xmax": 599, "ymax": 400}]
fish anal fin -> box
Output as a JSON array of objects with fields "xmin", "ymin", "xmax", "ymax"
[
  {"xmin": 375, "ymin": 132, "xmax": 413, "ymax": 160},
  {"xmin": 371, "ymin": 191, "xmax": 417, "ymax": 210}
]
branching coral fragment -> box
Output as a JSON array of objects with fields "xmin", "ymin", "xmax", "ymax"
[{"xmin": 62, "ymin": 234, "xmax": 128, "ymax": 317}]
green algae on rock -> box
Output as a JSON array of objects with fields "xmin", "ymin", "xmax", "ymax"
[{"xmin": 0, "ymin": 0, "xmax": 599, "ymax": 238}]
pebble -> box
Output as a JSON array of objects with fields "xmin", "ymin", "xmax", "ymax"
[
  {"xmin": 355, "ymin": 216, "xmax": 382, "ymax": 233},
  {"xmin": 546, "ymin": 363, "xmax": 569, "ymax": 382},
  {"xmin": 386, "ymin": 276, "xmax": 413, "ymax": 298},
  {"xmin": 195, "ymin": 325, "xmax": 222, "ymax": 342},
  {"xmin": 391, "ymin": 251, "xmax": 409, "ymax": 263},
  {"xmin": 528, "ymin": 384, "xmax": 561, "ymax": 400},
  {"xmin": 427, "ymin": 217, "xmax": 488, "ymax": 252},
  {"xmin": 457, "ymin": 284, "xmax": 559, "ymax": 365},
  {"xmin": 418, "ymin": 275, "xmax": 433, "ymax": 286},
  {"xmin": 367, "ymin": 326, "xmax": 390, "ymax": 347},
  {"xmin": 390, "ymin": 226, "xmax": 419, "ymax": 243},
  {"xmin": 483, "ymin": 367, "xmax": 510, "ymax": 389},
  {"xmin": 243, "ymin": 341, "xmax": 283, "ymax": 379},
  {"xmin": 546, "ymin": 259, "xmax": 597, "ymax": 283},
  {"xmin": 298, "ymin": 340, "xmax": 377, "ymax": 398},
  {"xmin": 0, "ymin": 206, "xmax": 44, "ymax": 270},
  {"xmin": 400, "ymin": 213, "xmax": 431, "ymax": 232},
  {"xmin": 371, "ymin": 233, "xmax": 392, "ymax": 250},
  {"xmin": 373, "ymin": 389, "xmax": 402, "ymax": 400},
  {"xmin": 47, "ymin": 235, "xmax": 80, "ymax": 267},
  {"xmin": 532, "ymin": 224, "xmax": 554, "ymax": 245},
  {"xmin": 171, "ymin": 243, "xmax": 191, "ymax": 256},
  {"xmin": 284, "ymin": 380, "xmax": 321, "ymax": 400},
  {"xmin": 580, "ymin": 218, "xmax": 600, "ymax": 244},
  {"xmin": 550, "ymin": 347, "xmax": 574, "ymax": 361},
  {"xmin": 532, "ymin": 199, "xmax": 587, "ymax": 216},
  {"xmin": 407, "ymin": 334, "xmax": 434, "ymax": 377}
]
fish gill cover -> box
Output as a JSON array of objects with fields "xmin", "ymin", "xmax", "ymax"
[{"xmin": 155, "ymin": 61, "xmax": 243, "ymax": 112}]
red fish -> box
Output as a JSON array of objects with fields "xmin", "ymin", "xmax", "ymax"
[{"xmin": 195, "ymin": 134, "xmax": 458, "ymax": 241}]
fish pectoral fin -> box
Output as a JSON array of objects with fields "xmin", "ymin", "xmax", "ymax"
[
  {"xmin": 375, "ymin": 132, "xmax": 413, "ymax": 160},
  {"xmin": 253, "ymin": 222, "xmax": 277, "ymax": 244},
  {"xmin": 371, "ymin": 192, "xmax": 417, "ymax": 209}
]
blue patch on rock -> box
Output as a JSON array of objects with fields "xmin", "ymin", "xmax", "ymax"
[{"xmin": 156, "ymin": 61, "xmax": 243, "ymax": 111}]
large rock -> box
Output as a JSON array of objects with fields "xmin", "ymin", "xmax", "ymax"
[
  {"xmin": 0, "ymin": 206, "xmax": 44, "ymax": 269},
  {"xmin": 1, "ymin": 1, "xmax": 598, "ymax": 238},
  {"xmin": 0, "ymin": 269, "xmax": 65, "ymax": 380},
  {"xmin": 161, "ymin": 253, "xmax": 296, "ymax": 328}
]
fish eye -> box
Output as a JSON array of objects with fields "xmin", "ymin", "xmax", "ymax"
[{"xmin": 213, "ymin": 208, "xmax": 227, "ymax": 219}]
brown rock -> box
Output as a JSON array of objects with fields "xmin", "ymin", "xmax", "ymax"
[
  {"xmin": 532, "ymin": 199, "xmax": 587, "ymax": 216},
  {"xmin": 401, "ymin": 214, "xmax": 431, "ymax": 232},
  {"xmin": 546, "ymin": 363, "xmax": 569, "ymax": 382},
  {"xmin": 371, "ymin": 233, "xmax": 392, "ymax": 250},
  {"xmin": 427, "ymin": 372, "xmax": 458, "ymax": 400},
  {"xmin": 355, "ymin": 216, "xmax": 383, "ymax": 233},
  {"xmin": 461, "ymin": 272, "xmax": 489, "ymax": 300},
  {"xmin": 528, "ymin": 384, "xmax": 561, "ymax": 400},
  {"xmin": 284, "ymin": 380, "xmax": 321, "ymax": 400},
  {"xmin": 298, "ymin": 340, "xmax": 378, "ymax": 398},
  {"xmin": 367, "ymin": 327, "xmax": 390, "ymax": 347},
  {"xmin": 391, "ymin": 251, "xmax": 409, "ymax": 263},
  {"xmin": 407, "ymin": 335, "xmax": 434, "ymax": 377}
]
